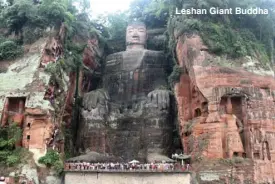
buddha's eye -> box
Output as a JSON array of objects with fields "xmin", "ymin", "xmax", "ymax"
[
  {"xmin": 128, "ymin": 29, "xmax": 133, "ymax": 33},
  {"xmin": 138, "ymin": 29, "xmax": 144, "ymax": 32}
]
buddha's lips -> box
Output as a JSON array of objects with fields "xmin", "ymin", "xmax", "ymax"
[{"xmin": 132, "ymin": 37, "xmax": 140, "ymax": 41}]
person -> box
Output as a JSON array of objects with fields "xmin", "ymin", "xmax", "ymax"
[
  {"xmin": 64, "ymin": 161, "xmax": 69, "ymax": 170},
  {"xmin": 0, "ymin": 177, "xmax": 6, "ymax": 184}
]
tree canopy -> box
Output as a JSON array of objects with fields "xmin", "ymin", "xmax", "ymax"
[
  {"xmin": 168, "ymin": 0, "xmax": 275, "ymax": 62},
  {"xmin": 0, "ymin": 0, "xmax": 274, "ymax": 63}
]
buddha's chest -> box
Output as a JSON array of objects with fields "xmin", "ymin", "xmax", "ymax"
[
  {"xmin": 122, "ymin": 50, "xmax": 145, "ymax": 71},
  {"xmin": 105, "ymin": 50, "xmax": 165, "ymax": 72},
  {"xmin": 103, "ymin": 50, "xmax": 166, "ymax": 100}
]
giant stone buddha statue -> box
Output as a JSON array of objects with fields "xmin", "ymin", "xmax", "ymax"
[{"xmin": 80, "ymin": 21, "xmax": 173, "ymax": 162}]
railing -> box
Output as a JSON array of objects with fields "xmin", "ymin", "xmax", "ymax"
[{"xmin": 64, "ymin": 163, "xmax": 191, "ymax": 173}]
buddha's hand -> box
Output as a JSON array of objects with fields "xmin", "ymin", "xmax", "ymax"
[
  {"xmin": 147, "ymin": 89, "xmax": 171, "ymax": 110},
  {"xmin": 82, "ymin": 89, "xmax": 109, "ymax": 113}
]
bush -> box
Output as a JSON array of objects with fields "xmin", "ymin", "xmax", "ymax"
[
  {"xmin": 38, "ymin": 150, "xmax": 60, "ymax": 167},
  {"xmin": 38, "ymin": 150, "xmax": 64, "ymax": 175},
  {"xmin": 0, "ymin": 40, "xmax": 23, "ymax": 60},
  {"xmin": 6, "ymin": 154, "xmax": 20, "ymax": 166},
  {"xmin": 53, "ymin": 160, "xmax": 64, "ymax": 176},
  {"xmin": 0, "ymin": 123, "xmax": 23, "ymax": 166}
]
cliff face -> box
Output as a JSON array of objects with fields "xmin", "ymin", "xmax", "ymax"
[
  {"xmin": 0, "ymin": 37, "xmax": 59, "ymax": 159},
  {"xmin": 0, "ymin": 37, "xmax": 65, "ymax": 183},
  {"xmin": 0, "ymin": 25, "xmax": 100, "ymax": 182},
  {"xmin": 175, "ymin": 34, "xmax": 275, "ymax": 183}
]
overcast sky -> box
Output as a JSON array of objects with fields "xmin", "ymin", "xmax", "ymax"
[{"xmin": 90, "ymin": 0, "xmax": 133, "ymax": 16}]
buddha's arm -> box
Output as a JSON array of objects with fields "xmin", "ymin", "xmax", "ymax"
[{"xmin": 145, "ymin": 52, "xmax": 171, "ymax": 109}]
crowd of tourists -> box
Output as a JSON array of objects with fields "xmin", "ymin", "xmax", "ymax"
[{"xmin": 64, "ymin": 161, "xmax": 191, "ymax": 172}]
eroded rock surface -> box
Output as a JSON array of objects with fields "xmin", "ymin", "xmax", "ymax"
[{"xmin": 175, "ymin": 34, "xmax": 275, "ymax": 183}]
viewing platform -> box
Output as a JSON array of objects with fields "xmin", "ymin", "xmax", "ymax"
[
  {"xmin": 65, "ymin": 169, "xmax": 190, "ymax": 173},
  {"xmin": 65, "ymin": 170, "xmax": 191, "ymax": 184}
]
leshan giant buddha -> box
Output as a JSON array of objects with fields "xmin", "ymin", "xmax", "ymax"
[{"xmin": 80, "ymin": 22, "xmax": 173, "ymax": 162}]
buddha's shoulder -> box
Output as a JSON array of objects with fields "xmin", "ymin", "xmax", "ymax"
[
  {"xmin": 106, "ymin": 50, "xmax": 163, "ymax": 56},
  {"xmin": 143, "ymin": 50, "xmax": 165, "ymax": 58},
  {"xmin": 144, "ymin": 50, "xmax": 164, "ymax": 54},
  {"xmin": 105, "ymin": 50, "xmax": 164, "ymax": 63},
  {"xmin": 106, "ymin": 51, "xmax": 124, "ymax": 60}
]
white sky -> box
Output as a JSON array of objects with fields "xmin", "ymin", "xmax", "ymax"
[{"xmin": 90, "ymin": 0, "xmax": 134, "ymax": 16}]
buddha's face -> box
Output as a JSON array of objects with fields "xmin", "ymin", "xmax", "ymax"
[{"xmin": 126, "ymin": 24, "xmax": 147, "ymax": 46}]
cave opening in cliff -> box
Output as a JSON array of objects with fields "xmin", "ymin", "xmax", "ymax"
[
  {"xmin": 194, "ymin": 108, "xmax": 201, "ymax": 117},
  {"xmin": 201, "ymin": 102, "xmax": 208, "ymax": 116},
  {"xmin": 220, "ymin": 95, "xmax": 247, "ymax": 158},
  {"xmin": 231, "ymin": 96, "xmax": 246, "ymax": 153},
  {"xmin": 1, "ymin": 97, "xmax": 26, "ymax": 127},
  {"xmin": 220, "ymin": 96, "xmax": 243, "ymax": 120},
  {"xmin": 254, "ymin": 152, "xmax": 260, "ymax": 159},
  {"xmin": 7, "ymin": 97, "xmax": 26, "ymax": 114},
  {"xmin": 264, "ymin": 141, "xmax": 271, "ymax": 161},
  {"xmin": 231, "ymin": 96, "xmax": 243, "ymax": 120}
]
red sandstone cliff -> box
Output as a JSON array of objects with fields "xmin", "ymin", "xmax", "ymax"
[{"xmin": 175, "ymin": 34, "xmax": 275, "ymax": 183}]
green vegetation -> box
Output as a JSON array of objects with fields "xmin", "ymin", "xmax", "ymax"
[
  {"xmin": 129, "ymin": 0, "xmax": 169, "ymax": 29},
  {"xmin": 168, "ymin": 0, "xmax": 275, "ymax": 63},
  {"xmin": 168, "ymin": 64, "xmax": 183, "ymax": 86},
  {"xmin": 45, "ymin": 62, "xmax": 66, "ymax": 90},
  {"xmin": 38, "ymin": 150, "xmax": 60, "ymax": 166},
  {"xmin": 0, "ymin": 40, "xmax": 23, "ymax": 60},
  {"xmin": 0, "ymin": 0, "xmax": 75, "ymax": 36},
  {"xmin": 0, "ymin": 0, "xmax": 105, "ymax": 62},
  {"xmin": 0, "ymin": 123, "xmax": 25, "ymax": 166},
  {"xmin": 38, "ymin": 149, "xmax": 63, "ymax": 175},
  {"xmin": 101, "ymin": 12, "xmax": 128, "ymax": 53},
  {"xmin": 0, "ymin": 0, "xmax": 273, "ymax": 64}
]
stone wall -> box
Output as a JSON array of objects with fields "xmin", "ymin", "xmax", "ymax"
[{"xmin": 65, "ymin": 171, "xmax": 191, "ymax": 184}]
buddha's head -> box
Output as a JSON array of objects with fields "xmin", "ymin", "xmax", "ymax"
[{"xmin": 126, "ymin": 21, "xmax": 147, "ymax": 50}]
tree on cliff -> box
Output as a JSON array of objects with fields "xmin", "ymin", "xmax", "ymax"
[
  {"xmin": 168, "ymin": 0, "xmax": 275, "ymax": 62},
  {"xmin": 0, "ymin": 0, "xmax": 106, "ymax": 158},
  {"xmin": 129, "ymin": 0, "xmax": 169, "ymax": 28}
]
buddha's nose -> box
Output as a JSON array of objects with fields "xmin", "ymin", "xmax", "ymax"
[{"xmin": 132, "ymin": 32, "xmax": 139, "ymax": 39}]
